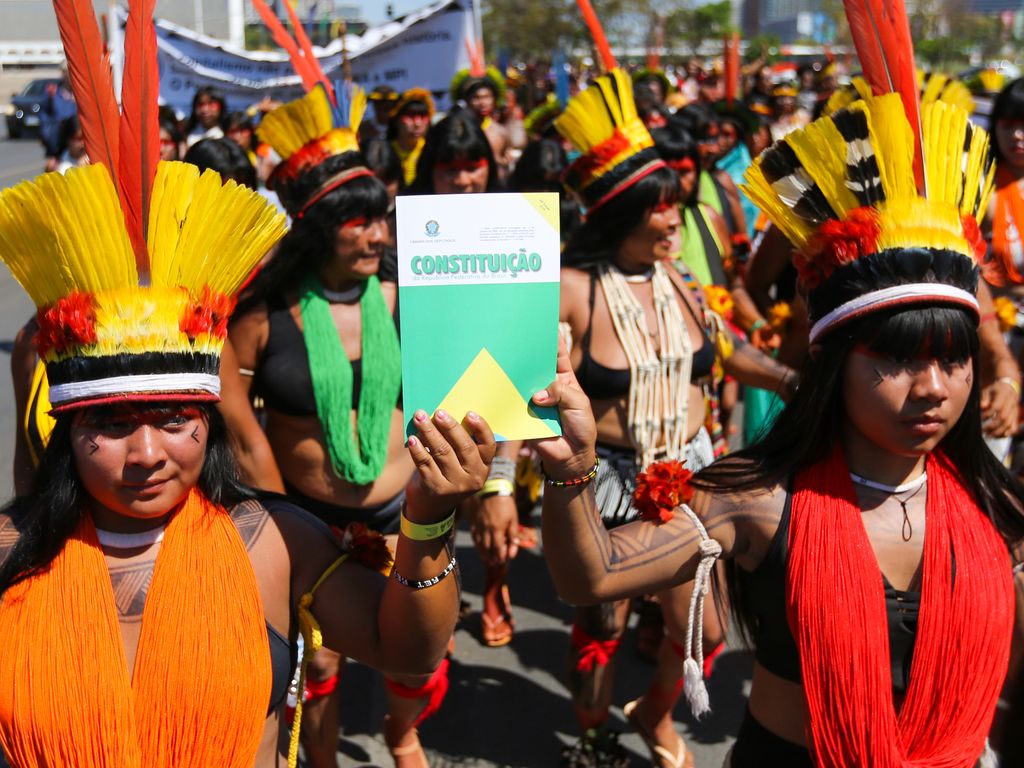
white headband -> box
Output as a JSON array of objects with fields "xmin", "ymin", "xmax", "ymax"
[
  {"xmin": 49, "ymin": 373, "xmax": 221, "ymax": 405},
  {"xmin": 809, "ymin": 284, "xmax": 979, "ymax": 343}
]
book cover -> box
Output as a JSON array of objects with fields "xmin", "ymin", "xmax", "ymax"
[{"xmin": 397, "ymin": 192, "xmax": 562, "ymax": 441}]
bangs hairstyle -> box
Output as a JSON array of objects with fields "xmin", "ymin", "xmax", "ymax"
[
  {"xmin": 693, "ymin": 301, "xmax": 1024, "ymax": 640},
  {"xmin": 650, "ymin": 118, "xmax": 701, "ymax": 206},
  {"xmin": 239, "ymin": 153, "xmax": 389, "ymax": 307},
  {"xmin": 407, "ymin": 109, "xmax": 500, "ymax": 193},
  {"xmin": 563, "ymin": 164, "xmax": 680, "ymax": 268},
  {"xmin": 0, "ymin": 403, "xmax": 253, "ymax": 596},
  {"xmin": 990, "ymin": 77, "xmax": 1024, "ymax": 163},
  {"xmin": 362, "ymin": 136, "xmax": 404, "ymax": 189},
  {"xmin": 509, "ymin": 138, "xmax": 582, "ymax": 245}
]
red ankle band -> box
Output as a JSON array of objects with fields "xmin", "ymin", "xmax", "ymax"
[
  {"xmin": 304, "ymin": 673, "xmax": 339, "ymax": 700},
  {"xmin": 571, "ymin": 623, "xmax": 621, "ymax": 673}
]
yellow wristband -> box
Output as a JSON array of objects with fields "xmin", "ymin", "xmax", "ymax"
[
  {"xmin": 477, "ymin": 478, "xmax": 515, "ymax": 498},
  {"xmin": 997, "ymin": 376, "xmax": 1022, "ymax": 397},
  {"xmin": 400, "ymin": 509, "xmax": 456, "ymax": 541}
]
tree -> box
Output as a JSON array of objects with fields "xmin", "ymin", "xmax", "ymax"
[{"xmin": 665, "ymin": 1, "xmax": 733, "ymax": 56}]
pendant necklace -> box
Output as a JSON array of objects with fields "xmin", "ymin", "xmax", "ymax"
[{"xmin": 849, "ymin": 471, "xmax": 926, "ymax": 542}]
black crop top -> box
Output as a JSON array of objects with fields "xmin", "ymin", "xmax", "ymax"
[
  {"xmin": 736, "ymin": 488, "xmax": 921, "ymax": 694},
  {"xmin": 576, "ymin": 271, "xmax": 716, "ymax": 400},
  {"xmin": 252, "ymin": 293, "xmax": 400, "ymax": 417}
]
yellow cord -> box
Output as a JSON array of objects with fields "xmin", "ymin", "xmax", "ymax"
[{"xmin": 287, "ymin": 553, "xmax": 350, "ymax": 768}]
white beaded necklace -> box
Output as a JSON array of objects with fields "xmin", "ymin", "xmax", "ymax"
[
  {"xmin": 94, "ymin": 525, "xmax": 165, "ymax": 550},
  {"xmin": 848, "ymin": 471, "xmax": 927, "ymax": 495},
  {"xmin": 599, "ymin": 261, "xmax": 693, "ymax": 468}
]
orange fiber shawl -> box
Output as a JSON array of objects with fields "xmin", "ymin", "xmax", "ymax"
[{"xmin": 0, "ymin": 489, "xmax": 272, "ymax": 767}]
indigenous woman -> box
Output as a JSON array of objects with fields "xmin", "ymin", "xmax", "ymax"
[
  {"xmin": 450, "ymin": 56, "xmax": 514, "ymax": 179},
  {"xmin": 0, "ymin": 6, "xmax": 485, "ymax": 768},
  {"xmin": 220, "ymin": 71, "xmax": 447, "ymax": 765},
  {"xmin": 408, "ymin": 109, "xmax": 500, "ymax": 195},
  {"xmin": 184, "ymin": 85, "xmax": 226, "ymax": 147},
  {"xmin": 537, "ymin": 55, "xmax": 1024, "ymax": 768},
  {"xmin": 388, "ymin": 88, "xmax": 435, "ymax": 187},
  {"xmin": 552, "ymin": 70, "xmax": 796, "ymax": 768}
]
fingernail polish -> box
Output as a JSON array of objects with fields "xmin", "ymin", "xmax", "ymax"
[
  {"xmin": 436, "ymin": 409, "xmax": 449, "ymax": 421},
  {"xmin": 415, "ymin": 410, "xmax": 428, "ymax": 422},
  {"xmin": 407, "ymin": 436, "xmax": 418, "ymax": 447},
  {"xmin": 535, "ymin": 390, "xmax": 548, "ymax": 401},
  {"xmin": 467, "ymin": 410, "xmax": 479, "ymax": 420}
]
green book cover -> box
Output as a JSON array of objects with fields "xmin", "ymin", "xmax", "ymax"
[{"xmin": 397, "ymin": 192, "xmax": 562, "ymax": 441}]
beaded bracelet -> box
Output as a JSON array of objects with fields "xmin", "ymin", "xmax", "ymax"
[
  {"xmin": 544, "ymin": 458, "xmax": 600, "ymax": 488},
  {"xmin": 400, "ymin": 508, "xmax": 456, "ymax": 541},
  {"xmin": 393, "ymin": 554, "xmax": 458, "ymax": 589}
]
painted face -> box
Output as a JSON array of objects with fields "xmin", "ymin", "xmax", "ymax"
[
  {"xmin": 332, "ymin": 215, "xmax": 388, "ymax": 279},
  {"xmin": 468, "ymin": 85, "xmax": 496, "ymax": 119},
  {"xmin": 432, "ymin": 157, "xmax": 489, "ymax": 194},
  {"xmin": 719, "ymin": 121, "xmax": 739, "ymax": 154},
  {"xmin": 842, "ymin": 346, "xmax": 973, "ymax": 458},
  {"xmin": 698, "ymin": 123, "xmax": 722, "ymax": 167},
  {"xmin": 668, "ymin": 157, "xmax": 698, "ymax": 201},
  {"xmin": 996, "ymin": 118, "xmax": 1024, "ymax": 172},
  {"xmin": 397, "ymin": 109, "xmax": 430, "ymax": 141},
  {"xmin": 617, "ymin": 201, "xmax": 681, "ymax": 267},
  {"xmin": 227, "ymin": 125, "xmax": 253, "ymax": 150},
  {"xmin": 194, "ymin": 95, "xmax": 222, "ymax": 129},
  {"xmin": 159, "ymin": 128, "xmax": 179, "ymax": 161},
  {"xmin": 71, "ymin": 406, "xmax": 208, "ymax": 520}
]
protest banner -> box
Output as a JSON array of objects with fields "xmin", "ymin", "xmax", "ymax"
[{"xmin": 111, "ymin": 0, "xmax": 472, "ymax": 118}]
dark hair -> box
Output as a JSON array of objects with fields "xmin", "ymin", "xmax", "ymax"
[
  {"xmin": 991, "ymin": 77, "xmax": 1024, "ymax": 163},
  {"xmin": 0, "ymin": 404, "xmax": 253, "ymax": 596},
  {"xmin": 239, "ymin": 152, "xmax": 389, "ymax": 307},
  {"xmin": 386, "ymin": 99, "xmax": 431, "ymax": 140},
  {"xmin": 186, "ymin": 86, "xmax": 227, "ymax": 133},
  {"xmin": 361, "ymin": 136, "xmax": 404, "ymax": 189},
  {"xmin": 675, "ymin": 102, "xmax": 718, "ymax": 141},
  {"xmin": 509, "ymin": 138, "xmax": 582, "ymax": 244},
  {"xmin": 650, "ymin": 118, "xmax": 701, "ymax": 205},
  {"xmin": 562, "ymin": 164, "xmax": 680, "ymax": 267},
  {"xmin": 407, "ymin": 109, "xmax": 500, "ymax": 193},
  {"xmin": 58, "ymin": 114, "xmax": 82, "ymax": 155},
  {"xmin": 224, "ymin": 110, "xmax": 254, "ymax": 134},
  {"xmin": 696, "ymin": 300, "xmax": 1024, "ymax": 640},
  {"xmin": 183, "ymin": 137, "xmax": 257, "ymax": 190}
]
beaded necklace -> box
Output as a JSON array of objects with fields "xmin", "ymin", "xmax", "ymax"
[{"xmin": 598, "ymin": 261, "xmax": 693, "ymax": 468}]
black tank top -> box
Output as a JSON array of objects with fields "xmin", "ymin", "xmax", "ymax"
[
  {"xmin": 735, "ymin": 488, "xmax": 921, "ymax": 694},
  {"xmin": 575, "ymin": 270, "xmax": 716, "ymax": 400}
]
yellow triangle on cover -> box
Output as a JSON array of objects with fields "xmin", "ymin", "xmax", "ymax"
[
  {"xmin": 523, "ymin": 192, "xmax": 560, "ymax": 233},
  {"xmin": 437, "ymin": 348, "xmax": 557, "ymax": 440}
]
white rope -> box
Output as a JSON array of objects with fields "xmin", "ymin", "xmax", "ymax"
[
  {"xmin": 598, "ymin": 262, "xmax": 692, "ymax": 468},
  {"xmin": 681, "ymin": 503, "xmax": 722, "ymax": 719},
  {"xmin": 809, "ymin": 284, "xmax": 979, "ymax": 343}
]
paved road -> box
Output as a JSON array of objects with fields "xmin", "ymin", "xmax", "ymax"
[{"xmin": 0, "ymin": 129, "xmax": 745, "ymax": 767}]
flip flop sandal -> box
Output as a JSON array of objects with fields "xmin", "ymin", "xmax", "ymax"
[
  {"xmin": 623, "ymin": 699, "xmax": 693, "ymax": 768},
  {"xmin": 481, "ymin": 585, "xmax": 514, "ymax": 647}
]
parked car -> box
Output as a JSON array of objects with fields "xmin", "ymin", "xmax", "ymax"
[{"xmin": 6, "ymin": 78, "xmax": 61, "ymax": 138}]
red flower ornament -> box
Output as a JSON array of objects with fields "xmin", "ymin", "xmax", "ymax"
[
  {"xmin": 634, "ymin": 460, "xmax": 694, "ymax": 524},
  {"xmin": 36, "ymin": 292, "xmax": 97, "ymax": 357},
  {"xmin": 330, "ymin": 521, "xmax": 394, "ymax": 575}
]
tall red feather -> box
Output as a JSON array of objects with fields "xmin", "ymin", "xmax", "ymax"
[
  {"xmin": 281, "ymin": 0, "xmax": 334, "ymax": 103},
  {"xmin": 250, "ymin": 0, "xmax": 320, "ymax": 92},
  {"xmin": 118, "ymin": 0, "xmax": 159, "ymax": 279},
  {"xmin": 842, "ymin": 0, "xmax": 924, "ymax": 191},
  {"xmin": 724, "ymin": 32, "xmax": 740, "ymax": 108},
  {"xmin": 576, "ymin": 0, "xmax": 617, "ymax": 73},
  {"xmin": 51, "ymin": 0, "xmax": 120, "ymax": 179}
]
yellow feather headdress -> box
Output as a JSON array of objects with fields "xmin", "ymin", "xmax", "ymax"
[
  {"xmin": 554, "ymin": 69, "xmax": 667, "ymax": 213},
  {"xmin": 3, "ymin": 0, "xmax": 287, "ymax": 411},
  {"xmin": 743, "ymin": 93, "xmax": 994, "ymax": 342}
]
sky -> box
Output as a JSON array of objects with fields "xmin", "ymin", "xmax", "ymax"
[{"xmin": 361, "ymin": 0, "xmax": 442, "ymax": 25}]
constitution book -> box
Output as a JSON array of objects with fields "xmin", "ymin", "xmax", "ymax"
[{"xmin": 396, "ymin": 192, "xmax": 561, "ymax": 441}]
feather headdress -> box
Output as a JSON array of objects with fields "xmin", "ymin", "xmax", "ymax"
[
  {"xmin": 450, "ymin": 37, "xmax": 506, "ymax": 106},
  {"xmin": 0, "ymin": 0, "xmax": 286, "ymax": 411},
  {"xmin": 555, "ymin": 69, "xmax": 666, "ymax": 213},
  {"xmin": 251, "ymin": 0, "xmax": 368, "ymax": 208}
]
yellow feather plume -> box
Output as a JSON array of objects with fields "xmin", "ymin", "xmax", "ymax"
[
  {"xmin": 862, "ymin": 94, "xmax": 916, "ymax": 201},
  {"xmin": 148, "ymin": 161, "xmax": 287, "ymax": 297},
  {"xmin": 257, "ymin": 86, "xmax": 335, "ymax": 160},
  {"xmin": 0, "ymin": 164, "xmax": 135, "ymax": 307},
  {"xmin": 555, "ymin": 69, "xmax": 648, "ymax": 155}
]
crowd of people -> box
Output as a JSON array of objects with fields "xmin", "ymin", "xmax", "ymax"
[{"xmin": 2, "ymin": 0, "xmax": 1024, "ymax": 767}]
